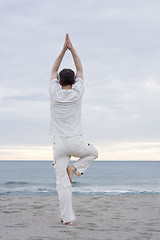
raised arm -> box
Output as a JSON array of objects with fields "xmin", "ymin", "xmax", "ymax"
[
  {"xmin": 50, "ymin": 35, "xmax": 68, "ymax": 81},
  {"xmin": 67, "ymin": 34, "xmax": 83, "ymax": 80}
]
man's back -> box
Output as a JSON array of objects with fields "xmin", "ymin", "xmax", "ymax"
[{"xmin": 49, "ymin": 78, "xmax": 84, "ymax": 137}]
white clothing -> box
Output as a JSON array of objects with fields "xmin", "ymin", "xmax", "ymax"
[
  {"xmin": 53, "ymin": 135, "xmax": 98, "ymax": 223},
  {"xmin": 49, "ymin": 76, "xmax": 98, "ymax": 223},
  {"xmin": 49, "ymin": 78, "xmax": 84, "ymax": 137}
]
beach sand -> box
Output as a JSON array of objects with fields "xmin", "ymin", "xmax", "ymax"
[{"xmin": 0, "ymin": 195, "xmax": 160, "ymax": 240}]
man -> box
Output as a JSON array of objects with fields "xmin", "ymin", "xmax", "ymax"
[{"xmin": 49, "ymin": 34, "xmax": 98, "ymax": 226}]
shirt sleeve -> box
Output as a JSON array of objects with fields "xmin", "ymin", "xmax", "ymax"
[
  {"xmin": 72, "ymin": 78, "xmax": 84, "ymax": 97},
  {"xmin": 49, "ymin": 78, "xmax": 59, "ymax": 94}
]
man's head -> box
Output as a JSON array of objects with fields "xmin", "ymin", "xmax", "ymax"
[{"xmin": 59, "ymin": 68, "xmax": 75, "ymax": 86}]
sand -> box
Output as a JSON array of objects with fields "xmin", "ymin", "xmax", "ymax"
[{"xmin": 0, "ymin": 195, "xmax": 160, "ymax": 240}]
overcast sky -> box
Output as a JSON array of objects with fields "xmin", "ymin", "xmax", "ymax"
[{"xmin": 0, "ymin": 0, "xmax": 160, "ymax": 160}]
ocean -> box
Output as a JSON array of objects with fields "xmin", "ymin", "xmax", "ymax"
[{"xmin": 0, "ymin": 161, "xmax": 160, "ymax": 196}]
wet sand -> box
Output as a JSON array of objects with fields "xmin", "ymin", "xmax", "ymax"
[{"xmin": 0, "ymin": 195, "xmax": 160, "ymax": 240}]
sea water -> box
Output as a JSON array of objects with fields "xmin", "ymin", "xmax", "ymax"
[{"xmin": 0, "ymin": 161, "xmax": 160, "ymax": 196}]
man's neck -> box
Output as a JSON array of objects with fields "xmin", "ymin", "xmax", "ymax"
[{"xmin": 62, "ymin": 85, "xmax": 72, "ymax": 90}]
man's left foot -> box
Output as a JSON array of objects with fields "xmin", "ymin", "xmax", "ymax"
[
  {"xmin": 66, "ymin": 165, "xmax": 75, "ymax": 183},
  {"xmin": 64, "ymin": 222, "xmax": 74, "ymax": 226},
  {"xmin": 61, "ymin": 220, "xmax": 74, "ymax": 226}
]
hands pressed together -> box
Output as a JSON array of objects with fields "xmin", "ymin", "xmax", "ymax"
[
  {"xmin": 63, "ymin": 34, "xmax": 73, "ymax": 51},
  {"xmin": 50, "ymin": 33, "xmax": 83, "ymax": 81}
]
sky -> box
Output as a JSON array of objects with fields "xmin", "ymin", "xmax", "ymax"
[{"xmin": 0, "ymin": 0, "xmax": 160, "ymax": 160}]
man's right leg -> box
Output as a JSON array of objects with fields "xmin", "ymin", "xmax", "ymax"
[
  {"xmin": 68, "ymin": 137, "xmax": 98, "ymax": 176},
  {"xmin": 73, "ymin": 153, "xmax": 98, "ymax": 175}
]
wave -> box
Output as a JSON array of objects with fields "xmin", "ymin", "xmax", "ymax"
[
  {"xmin": 0, "ymin": 181, "xmax": 57, "ymax": 196},
  {"xmin": 73, "ymin": 189, "xmax": 160, "ymax": 195},
  {"xmin": 0, "ymin": 182, "xmax": 160, "ymax": 196},
  {"xmin": 72, "ymin": 185, "xmax": 160, "ymax": 195},
  {"xmin": 4, "ymin": 181, "xmax": 30, "ymax": 186},
  {"xmin": 0, "ymin": 186, "xmax": 56, "ymax": 196}
]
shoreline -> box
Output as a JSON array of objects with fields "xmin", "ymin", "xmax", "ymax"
[{"xmin": 1, "ymin": 195, "xmax": 160, "ymax": 240}]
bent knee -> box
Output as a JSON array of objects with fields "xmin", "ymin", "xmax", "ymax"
[{"xmin": 92, "ymin": 147, "xmax": 98, "ymax": 159}]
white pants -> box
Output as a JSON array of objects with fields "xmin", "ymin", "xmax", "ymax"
[{"xmin": 52, "ymin": 135, "xmax": 98, "ymax": 223}]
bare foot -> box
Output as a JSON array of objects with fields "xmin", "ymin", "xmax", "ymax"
[
  {"xmin": 64, "ymin": 221, "xmax": 74, "ymax": 226},
  {"xmin": 75, "ymin": 169, "xmax": 81, "ymax": 176},
  {"xmin": 61, "ymin": 220, "xmax": 74, "ymax": 226},
  {"xmin": 67, "ymin": 165, "xmax": 75, "ymax": 183}
]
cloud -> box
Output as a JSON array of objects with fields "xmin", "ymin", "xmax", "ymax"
[
  {"xmin": 2, "ymin": 94, "xmax": 48, "ymax": 102},
  {"xmin": 0, "ymin": 0, "xmax": 160, "ymax": 157},
  {"xmin": 1, "ymin": 141, "xmax": 160, "ymax": 161},
  {"xmin": 97, "ymin": 141, "xmax": 160, "ymax": 161}
]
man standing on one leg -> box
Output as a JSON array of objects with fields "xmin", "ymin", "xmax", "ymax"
[{"xmin": 49, "ymin": 34, "xmax": 98, "ymax": 226}]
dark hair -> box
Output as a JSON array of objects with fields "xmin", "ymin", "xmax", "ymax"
[{"xmin": 59, "ymin": 68, "xmax": 75, "ymax": 86}]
